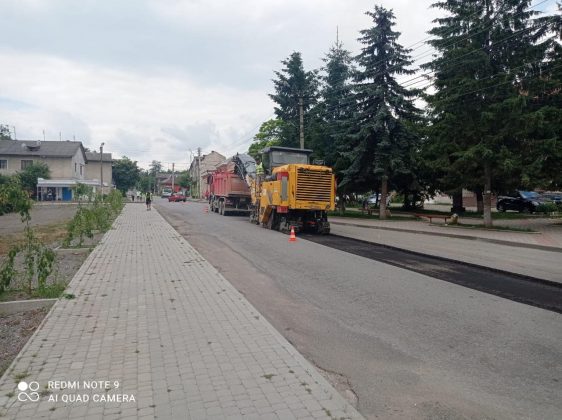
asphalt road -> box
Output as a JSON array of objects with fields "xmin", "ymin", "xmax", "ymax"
[
  {"xmin": 156, "ymin": 199, "xmax": 562, "ymax": 420},
  {"xmin": 301, "ymin": 234, "xmax": 562, "ymax": 314}
]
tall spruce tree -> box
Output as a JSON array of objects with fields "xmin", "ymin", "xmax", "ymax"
[
  {"xmin": 342, "ymin": 6, "xmax": 420, "ymax": 219},
  {"xmin": 516, "ymin": 8, "xmax": 562, "ymax": 190},
  {"xmin": 269, "ymin": 52, "xmax": 318, "ymax": 148},
  {"xmin": 318, "ymin": 41, "xmax": 354, "ymax": 168},
  {"xmin": 311, "ymin": 40, "xmax": 356, "ymax": 211},
  {"xmin": 424, "ymin": 0, "xmax": 554, "ymax": 227}
]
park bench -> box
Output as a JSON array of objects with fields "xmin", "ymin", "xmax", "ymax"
[
  {"xmin": 360, "ymin": 206, "xmax": 377, "ymax": 216},
  {"xmin": 414, "ymin": 213, "xmax": 452, "ymax": 224}
]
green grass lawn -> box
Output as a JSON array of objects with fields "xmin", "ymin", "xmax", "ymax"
[
  {"xmin": 327, "ymin": 210, "xmax": 418, "ymax": 221},
  {"xmin": 387, "ymin": 208, "xmax": 540, "ymax": 220}
]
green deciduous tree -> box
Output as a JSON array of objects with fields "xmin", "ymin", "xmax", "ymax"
[
  {"xmin": 0, "ymin": 125, "xmax": 11, "ymax": 140},
  {"xmin": 342, "ymin": 5, "xmax": 420, "ymax": 219},
  {"xmin": 269, "ymin": 52, "xmax": 319, "ymax": 148},
  {"xmin": 112, "ymin": 156, "xmax": 140, "ymax": 193},
  {"xmin": 18, "ymin": 162, "xmax": 50, "ymax": 195},
  {"xmin": 248, "ymin": 119, "xmax": 282, "ymax": 159},
  {"xmin": 177, "ymin": 171, "xmax": 191, "ymax": 189}
]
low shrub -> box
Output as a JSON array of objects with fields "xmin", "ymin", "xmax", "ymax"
[{"xmin": 536, "ymin": 202, "xmax": 560, "ymax": 214}]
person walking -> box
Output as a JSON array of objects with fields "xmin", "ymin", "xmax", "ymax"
[{"xmin": 146, "ymin": 192, "xmax": 152, "ymax": 211}]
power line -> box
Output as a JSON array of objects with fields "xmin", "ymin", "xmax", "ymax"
[
  {"xmin": 429, "ymin": 62, "xmax": 562, "ymax": 104},
  {"xmin": 400, "ymin": 17, "xmax": 558, "ymax": 89},
  {"xmin": 361, "ymin": 0, "xmax": 554, "ymax": 84}
]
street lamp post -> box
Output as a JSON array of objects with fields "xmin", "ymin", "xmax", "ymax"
[{"xmin": 100, "ymin": 142, "xmax": 105, "ymax": 199}]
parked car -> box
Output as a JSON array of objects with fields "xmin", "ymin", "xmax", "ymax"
[
  {"xmin": 161, "ymin": 187, "xmax": 173, "ymax": 198},
  {"xmin": 366, "ymin": 194, "xmax": 380, "ymax": 205},
  {"xmin": 496, "ymin": 191, "xmax": 545, "ymax": 213},
  {"xmin": 541, "ymin": 192, "xmax": 562, "ymax": 205},
  {"xmin": 168, "ymin": 193, "xmax": 187, "ymax": 202}
]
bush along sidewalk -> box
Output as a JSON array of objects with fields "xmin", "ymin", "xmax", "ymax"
[
  {"xmin": 0, "ymin": 179, "xmax": 56, "ymax": 297},
  {"xmin": 64, "ymin": 186, "xmax": 124, "ymax": 248},
  {"xmin": 0, "ymin": 182, "xmax": 124, "ymax": 299}
]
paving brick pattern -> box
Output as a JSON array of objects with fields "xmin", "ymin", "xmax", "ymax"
[{"xmin": 0, "ymin": 205, "xmax": 361, "ymax": 419}]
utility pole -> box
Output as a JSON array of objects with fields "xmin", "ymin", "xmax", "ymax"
[
  {"xmin": 171, "ymin": 163, "xmax": 175, "ymax": 192},
  {"xmin": 299, "ymin": 95, "xmax": 304, "ymax": 149},
  {"xmin": 100, "ymin": 142, "xmax": 105, "ymax": 199},
  {"xmin": 197, "ymin": 147, "xmax": 202, "ymax": 199}
]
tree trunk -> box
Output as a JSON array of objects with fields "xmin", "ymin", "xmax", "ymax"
[
  {"xmin": 451, "ymin": 192, "xmax": 465, "ymax": 213},
  {"xmin": 379, "ymin": 176, "xmax": 388, "ymax": 220},
  {"xmin": 475, "ymin": 190, "xmax": 484, "ymax": 213},
  {"xmin": 483, "ymin": 164, "xmax": 493, "ymax": 228},
  {"xmin": 338, "ymin": 194, "xmax": 346, "ymax": 215}
]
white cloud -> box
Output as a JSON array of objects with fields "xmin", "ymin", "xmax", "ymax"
[
  {"xmin": 0, "ymin": 49, "xmax": 271, "ymax": 168},
  {"xmin": 0, "ymin": 0, "xmax": 442, "ymax": 169}
]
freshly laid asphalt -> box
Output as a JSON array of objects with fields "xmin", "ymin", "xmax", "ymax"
[
  {"xmin": 0, "ymin": 205, "xmax": 361, "ymax": 419},
  {"xmin": 329, "ymin": 217, "xmax": 562, "ymax": 283}
]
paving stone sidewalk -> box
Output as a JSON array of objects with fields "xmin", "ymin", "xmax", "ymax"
[{"xmin": 0, "ymin": 205, "xmax": 361, "ymax": 419}]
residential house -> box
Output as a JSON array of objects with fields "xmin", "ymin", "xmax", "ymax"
[
  {"xmin": 188, "ymin": 151, "xmax": 225, "ymax": 198},
  {"xmin": 0, "ymin": 139, "xmax": 112, "ymax": 201},
  {"xmin": 85, "ymin": 151, "xmax": 113, "ymax": 195},
  {"xmin": 159, "ymin": 174, "xmax": 183, "ymax": 194}
]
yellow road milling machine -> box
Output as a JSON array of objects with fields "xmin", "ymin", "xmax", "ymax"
[{"xmin": 247, "ymin": 146, "xmax": 336, "ymax": 234}]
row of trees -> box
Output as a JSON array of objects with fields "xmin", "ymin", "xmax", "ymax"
[
  {"xmin": 112, "ymin": 158, "xmax": 191, "ymax": 195},
  {"xmin": 251, "ymin": 1, "xmax": 561, "ymax": 226}
]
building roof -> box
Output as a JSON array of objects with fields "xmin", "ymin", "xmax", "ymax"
[
  {"xmin": 0, "ymin": 140, "xmax": 86, "ymax": 160},
  {"xmin": 85, "ymin": 151, "xmax": 113, "ymax": 162}
]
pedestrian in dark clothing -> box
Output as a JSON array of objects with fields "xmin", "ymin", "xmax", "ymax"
[{"xmin": 146, "ymin": 192, "xmax": 152, "ymax": 211}]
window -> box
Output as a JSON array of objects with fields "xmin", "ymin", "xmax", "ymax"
[
  {"xmin": 75, "ymin": 163, "xmax": 77, "ymax": 172},
  {"xmin": 21, "ymin": 160, "xmax": 33, "ymax": 170},
  {"xmin": 80, "ymin": 165, "xmax": 83, "ymax": 175},
  {"xmin": 270, "ymin": 151, "xmax": 309, "ymax": 166},
  {"xmin": 0, "ymin": 160, "xmax": 7, "ymax": 170}
]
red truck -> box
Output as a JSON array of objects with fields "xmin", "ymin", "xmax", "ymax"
[{"xmin": 208, "ymin": 154, "xmax": 254, "ymax": 215}]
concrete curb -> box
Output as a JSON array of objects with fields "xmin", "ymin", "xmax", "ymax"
[{"xmin": 0, "ymin": 299, "xmax": 57, "ymax": 316}]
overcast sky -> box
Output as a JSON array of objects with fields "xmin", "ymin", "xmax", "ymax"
[{"xmin": 0, "ymin": 0, "xmax": 557, "ymax": 170}]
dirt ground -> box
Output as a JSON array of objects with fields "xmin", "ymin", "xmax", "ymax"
[
  {"xmin": 0, "ymin": 203, "xmax": 97, "ymax": 378},
  {"xmin": 0, "ymin": 307, "xmax": 49, "ymax": 377},
  {"xmin": 0, "ymin": 203, "xmax": 78, "ymax": 236}
]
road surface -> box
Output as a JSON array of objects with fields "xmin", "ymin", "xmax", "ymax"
[{"xmin": 156, "ymin": 199, "xmax": 562, "ymax": 420}]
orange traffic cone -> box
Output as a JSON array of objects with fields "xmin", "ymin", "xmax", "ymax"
[{"xmin": 289, "ymin": 226, "xmax": 296, "ymax": 242}]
